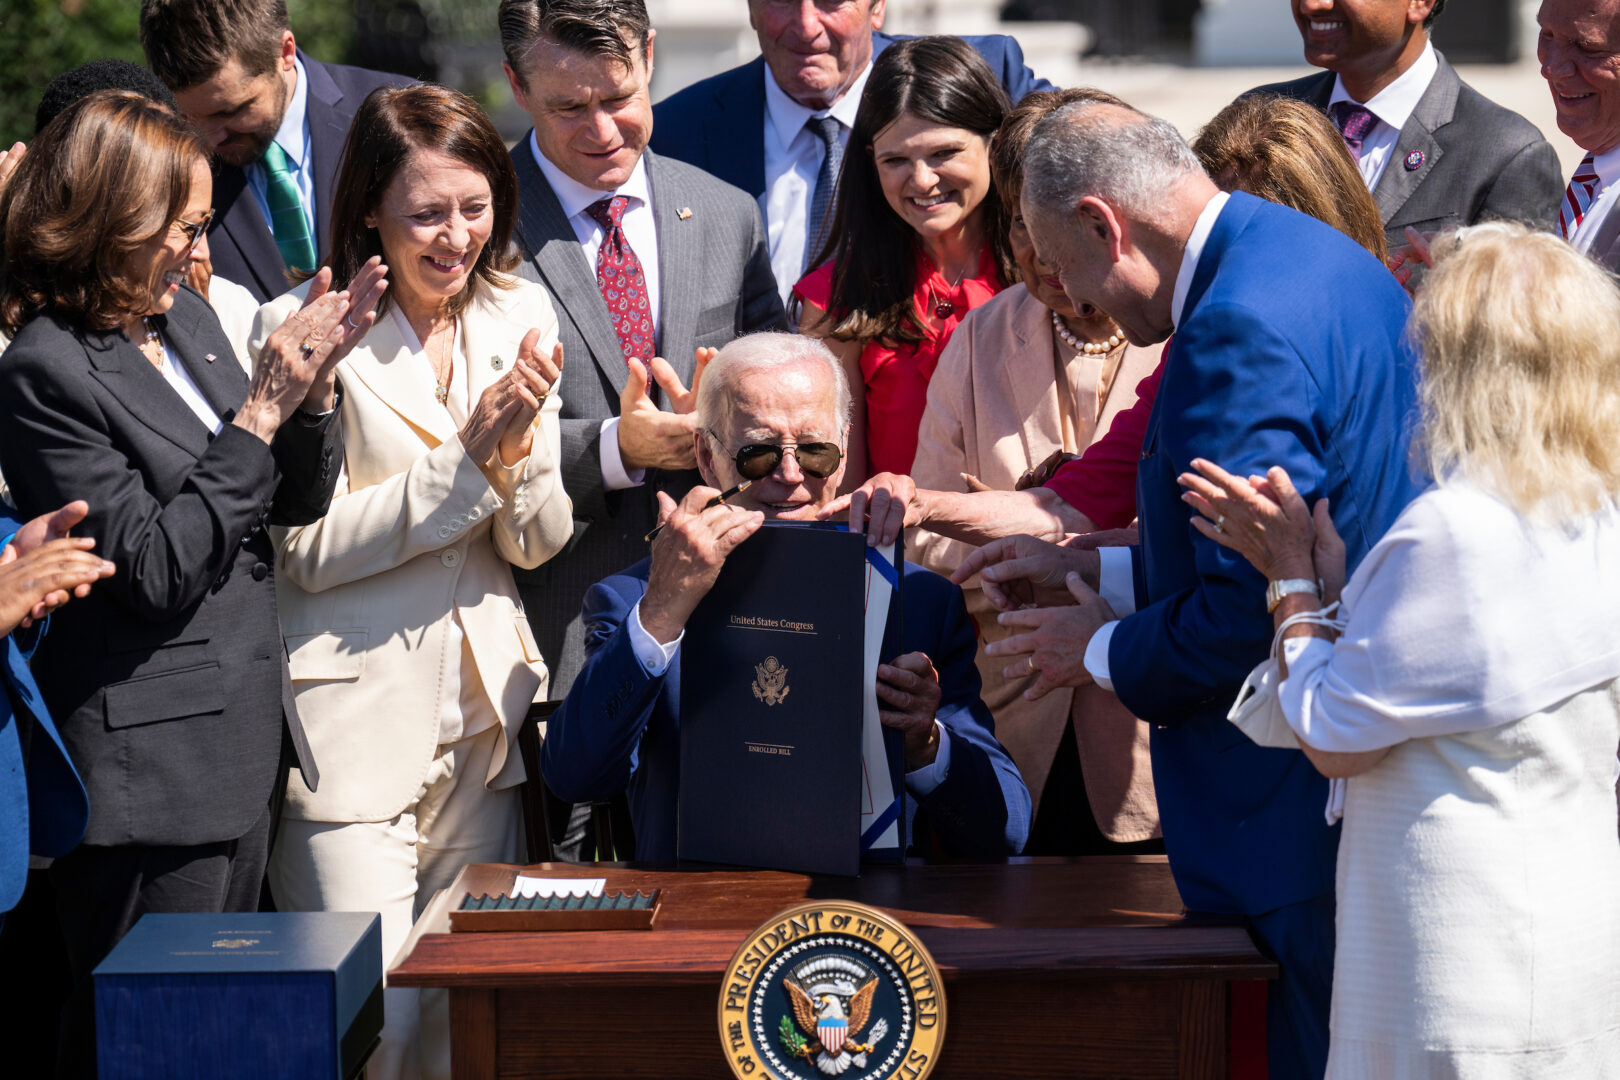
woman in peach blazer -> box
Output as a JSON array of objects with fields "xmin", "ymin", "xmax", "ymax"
[
  {"xmin": 911, "ymin": 89, "xmax": 1160, "ymax": 854},
  {"xmin": 255, "ymin": 87, "xmax": 574, "ymax": 1080}
]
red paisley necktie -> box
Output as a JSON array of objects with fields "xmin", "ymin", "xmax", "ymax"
[{"xmin": 587, "ymin": 195, "xmax": 655, "ymax": 360}]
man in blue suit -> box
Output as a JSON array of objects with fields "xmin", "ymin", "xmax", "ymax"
[
  {"xmin": 957, "ymin": 101, "xmax": 1423, "ymax": 1077},
  {"xmin": 542, "ymin": 333, "xmax": 1030, "ymax": 860},
  {"xmin": 651, "ymin": 1, "xmax": 1052, "ymax": 302},
  {"xmin": 1, "ymin": 501, "xmax": 111, "ymax": 920}
]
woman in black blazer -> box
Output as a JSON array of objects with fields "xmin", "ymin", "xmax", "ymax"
[{"xmin": 0, "ymin": 90, "xmax": 385, "ymax": 1077}]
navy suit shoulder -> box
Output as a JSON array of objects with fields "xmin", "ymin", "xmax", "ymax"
[
  {"xmin": 650, "ymin": 34, "xmax": 1052, "ymax": 197},
  {"xmin": 543, "ymin": 553, "xmax": 1029, "ymax": 860}
]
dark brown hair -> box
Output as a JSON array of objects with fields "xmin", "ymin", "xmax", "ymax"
[
  {"xmin": 498, "ymin": 0, "xmax": 651, "ymax": 86},
  {"xmin": 0, "ymin": 90, "xmax": 205, "ymax": 335},
  {"xmin": 1194, "ymin": 94, "xmax": 1388, "ymax": 262},
  {"xmin": 141, "ymin": 0, "xmax": 289, "ymax": 90},
  {"xmin": 323, "ymin": 84, "xmax": 520, "ymax": 318},
  {"xmin": 811, "ymin": 36, "xmax": 1014, "ymax": 347},
  {"xmin": 990, "ymin": 87, "xmax": 1129, "ymax": 216}
]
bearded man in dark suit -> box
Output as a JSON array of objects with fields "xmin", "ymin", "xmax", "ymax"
[{"xmin": 141, "ymin": 0, "xmax": 411, "ymax": 303}]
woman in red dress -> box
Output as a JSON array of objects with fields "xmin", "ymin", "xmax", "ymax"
[{"xmin": 796, "ymin": 36, "xmax": 1013, "ymax": 483}]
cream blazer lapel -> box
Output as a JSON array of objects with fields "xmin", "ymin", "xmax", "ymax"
[{"xmin": 335, "ymin": 302, "xmax": 459, "ymax": 447}]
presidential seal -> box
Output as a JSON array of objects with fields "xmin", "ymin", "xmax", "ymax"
[{"xmin": 719, "ymin": 901, "xmax": 945, "ymax": 1080}]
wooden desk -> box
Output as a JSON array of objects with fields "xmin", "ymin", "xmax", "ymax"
[{"xmin": 391, "ymin": 857, "xmax": 1273, "ymax": 1079}]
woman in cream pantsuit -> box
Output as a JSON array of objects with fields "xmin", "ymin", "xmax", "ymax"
[
  {"xmin": 257, "ymin": 86, "xmax": 574, "ymax": 1080},
  {"xmin": 910, "ymin": 89, "xmax": 1160, "ymax": 853}
]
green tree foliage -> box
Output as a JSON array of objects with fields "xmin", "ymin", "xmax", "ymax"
[{"xmin": 0, "ymin": 0, "xmax": 355, "ymax": 147}]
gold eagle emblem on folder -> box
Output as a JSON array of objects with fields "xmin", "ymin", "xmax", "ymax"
[{"xmin": 752, "ymin": 656, "xmax": 790, "ymax": 707}]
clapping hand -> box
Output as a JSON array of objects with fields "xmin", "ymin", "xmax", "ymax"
[
  {"xmin": 460, "ymin": 333, "xmax": 563, "ymax": 468},
  {"xmin": 616, "ymin": 348, "xmax": 716, "ymax": 472},
  {"xmin": 495, "ymin": 334, "xmax": 563, "ymax": 467},
  {"xmin": 0, "ymin": 530, "xmax": 114, "ymax": 636},
  {"xmin": 1387, "ymin": 226, "xmax": 1435, "ymax": 292},
  {"xmin": 0, "ymin": 141, "xmax": 25, "ymax": 193}
]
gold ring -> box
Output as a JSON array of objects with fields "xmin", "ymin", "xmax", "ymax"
[
  {"xmin": 1214, "ymin": 514, "xmax": 1226, "ymax": 533},
  {"xmin": 1025, "ymin": 655, "xmax": 1036, "ymax": 674}
]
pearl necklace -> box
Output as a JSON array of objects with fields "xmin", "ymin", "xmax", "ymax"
[{"xmin": 1052, "ymin": 309, "xmax": 1123, "ymax": 356}]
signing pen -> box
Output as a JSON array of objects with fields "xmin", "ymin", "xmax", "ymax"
[{"xmin": 643, "ymin": 480, "xmax": 753, "ymax": 542}]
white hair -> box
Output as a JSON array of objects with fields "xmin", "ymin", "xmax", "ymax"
[
  {"xmin": 1021, "ymin": 100, "xmax": 1205, "ymax": 227},
  {"xmin": 694, "ymin": 332, "xmax": 852, "ymax": 435}
]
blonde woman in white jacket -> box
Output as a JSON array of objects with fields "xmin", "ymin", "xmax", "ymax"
[{"xmin": 255, "ymin": 85, "xmax": 573, "ymax": 1080}]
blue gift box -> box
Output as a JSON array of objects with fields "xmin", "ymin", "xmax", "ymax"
[{"xmin": 94, "ymin": 912, "xmax": 382, "ymax": 1080}]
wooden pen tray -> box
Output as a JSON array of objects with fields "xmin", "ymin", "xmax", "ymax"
[{"xmin": 448, "ymin": 889, "xmax": 661, "ymax": 932}]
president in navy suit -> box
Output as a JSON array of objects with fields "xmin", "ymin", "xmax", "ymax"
[
  {"xmin": 0, "ymin": 501, "xmax": 111, "ymax": 919},
  {"xmin": 957, "ymin": 102, "xmax": 1423, "ymax": 1078},
  {"xmin": 142, "ymin": 0, "xmax": 410, "ymax": 303},
  {"xmin": 651, "ymin": 1, "xmax": 1052, "ymax": 301},
  {"xmin": 542, "ymin": 333, "xmax": 1030, "ymax": 860}
]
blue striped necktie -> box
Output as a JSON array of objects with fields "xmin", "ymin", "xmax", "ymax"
[
  {"xmin": 262, "ymin": 140, "xmax": 316, "ymax": 274},
  {"xmin": 804, "ymin": 116, "xmax": 844, "ymax": 273}
]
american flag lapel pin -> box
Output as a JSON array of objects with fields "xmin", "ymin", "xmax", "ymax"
[
  {"xmin": 204, "ymin": 353, "xmax": 217, "ymax": 363},
  {"xmin": 677, "ymin": 207, "xmax": 693, "ymax": 220}
]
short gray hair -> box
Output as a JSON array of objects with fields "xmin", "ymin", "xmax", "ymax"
[
  {"xmin": 695, "ymin": 333, "xmax": 852, "ymax": 436},
  {"xmin": 1022, "ymin": 100, "xmax": 1205, "ymax": 226}
]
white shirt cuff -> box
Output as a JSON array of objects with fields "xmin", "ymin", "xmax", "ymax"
[
  {"xmin": 627, "ymin": 599, "xmax": 682, "ymax": 676},
  {"xmin": 1084, "ymin": 620, "xmax": 1118, "ymax": 691},
  {"xmin": 599, "ymin": 417, "xmax": 647, "ymax": 492},
  {"xmin": 903, "ymin": 721, "xmax": 951, "ymax": 797},
  {"xmin": 1097, "ymin": 546, "xmax": 1137, "ymax": 616}
]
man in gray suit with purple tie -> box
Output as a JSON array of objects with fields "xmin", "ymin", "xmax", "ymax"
[{"xmin": 1251, "ymin": 0, "xmax": 1561, "ymax": 254}]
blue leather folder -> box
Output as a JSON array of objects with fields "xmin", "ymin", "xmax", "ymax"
[{"xmin": 93, "ymin": 911, "xmax": 383, "ymax": 1080}]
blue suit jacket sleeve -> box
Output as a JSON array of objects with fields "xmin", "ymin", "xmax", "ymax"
[
  {"xmin": 965, "ymin": 34, "xmax": 1055, "ymax": 103},
  {"xmin": 1108, "ymin": 305, "xmax": 1328, "ymax": 724},
  {"xmin": 904, "ymin": 570, "xmax": 1031, "ymax": 856},
  {"xmin": 540, "ymin": 572, "xmax": 666, "ymax": 803}
]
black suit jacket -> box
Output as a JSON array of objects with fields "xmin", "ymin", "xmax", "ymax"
[
  {"xmin": 508, "ymin": 144, "xmax": 785, "ymax": 693},
  {"xmin": 1252, "ymin": 52, "xmax": 1563, "ymax": 251},
  {"xmin": 207, "ymin": 53, "xmax": 410, "ymax": 303},
  {"xmin": 0, "ymin": 288, "xmax": 341, "ymax": 847}
]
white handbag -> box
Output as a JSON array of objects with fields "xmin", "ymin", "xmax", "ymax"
[{"xmin": 1226, "ymin": 603, "xmax": 1350, "ymax": 824}]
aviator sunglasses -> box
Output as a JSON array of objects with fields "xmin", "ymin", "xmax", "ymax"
[{"xmin": 704, "ymin": 430, "xmax": 844, "ymax": 481}]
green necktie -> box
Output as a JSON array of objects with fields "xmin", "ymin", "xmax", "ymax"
[{"xmin": 262, "ymin": 140, "xmax": 316, "ymax": 274}]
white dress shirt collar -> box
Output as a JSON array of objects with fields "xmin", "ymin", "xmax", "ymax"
[
  {"xmin": 1171, "ymin": 190, "xmax": 1231, "ymax": 330},
  {"xmin": 273, "ymin": 55, "xmax": 311, "ymax": 166},
  {"xmin": 762, "ymin": 59, "xmax": 870, "ymax": 156},
  {"xmin": 528, "ymin": 132, "xmax": 653, "ymax": 219},
  {"xmin": 1327, "ymin": 39, "xmax": 1437, "ymax": 132}
]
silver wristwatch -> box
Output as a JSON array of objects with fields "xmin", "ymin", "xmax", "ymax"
[{"xmin": 1266, "ymin": 577, "xmax": 1322, "ymax": 613}]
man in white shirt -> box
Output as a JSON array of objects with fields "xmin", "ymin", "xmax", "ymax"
[
  {"xmin": 497, "ymin": 0, "xmax": 785, "ymax": 702},
  {"xmin": 1538, "ymin": 0, "xmax": 1620, "ymax": 268},
  {"xmin": 651, "ymin": 1, "xmax": 1051, "ymax": 303},
  {"xmin": 1250, "ymin": 0, "xmax": 1561, "ymax": 253},
  {"xmin": 141, "ymin": 0, "xmax": 409, "ymax": 302}
]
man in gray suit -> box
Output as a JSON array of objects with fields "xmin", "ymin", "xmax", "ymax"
[
  {"xmin": 1253, "ymin": 0, "xmax": 1562, "ymax": 253},
  {"xmin": 1538, "ymin": 0, "xmax": 1620, "ymax": 270},
  {"xmin": 498, "ymin": 0, "xmax": 786, "ymax": 705}
]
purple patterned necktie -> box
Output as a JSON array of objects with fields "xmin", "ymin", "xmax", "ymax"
[
  {"xmin": 1328, "ymin": 101, "xmax": 1379, "ymax": 163},
  {"xmin": 587, "ymin": 195, "xmax": 655, "ymax": 361}
]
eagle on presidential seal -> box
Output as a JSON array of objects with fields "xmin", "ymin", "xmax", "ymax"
[
  {"xmin": 753, "ymin": 656, "xmax": 790, "ymax": 706},
  {"xmin": 780, "ymin": 956, "xmax": 889, "ymax": 1075}
]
